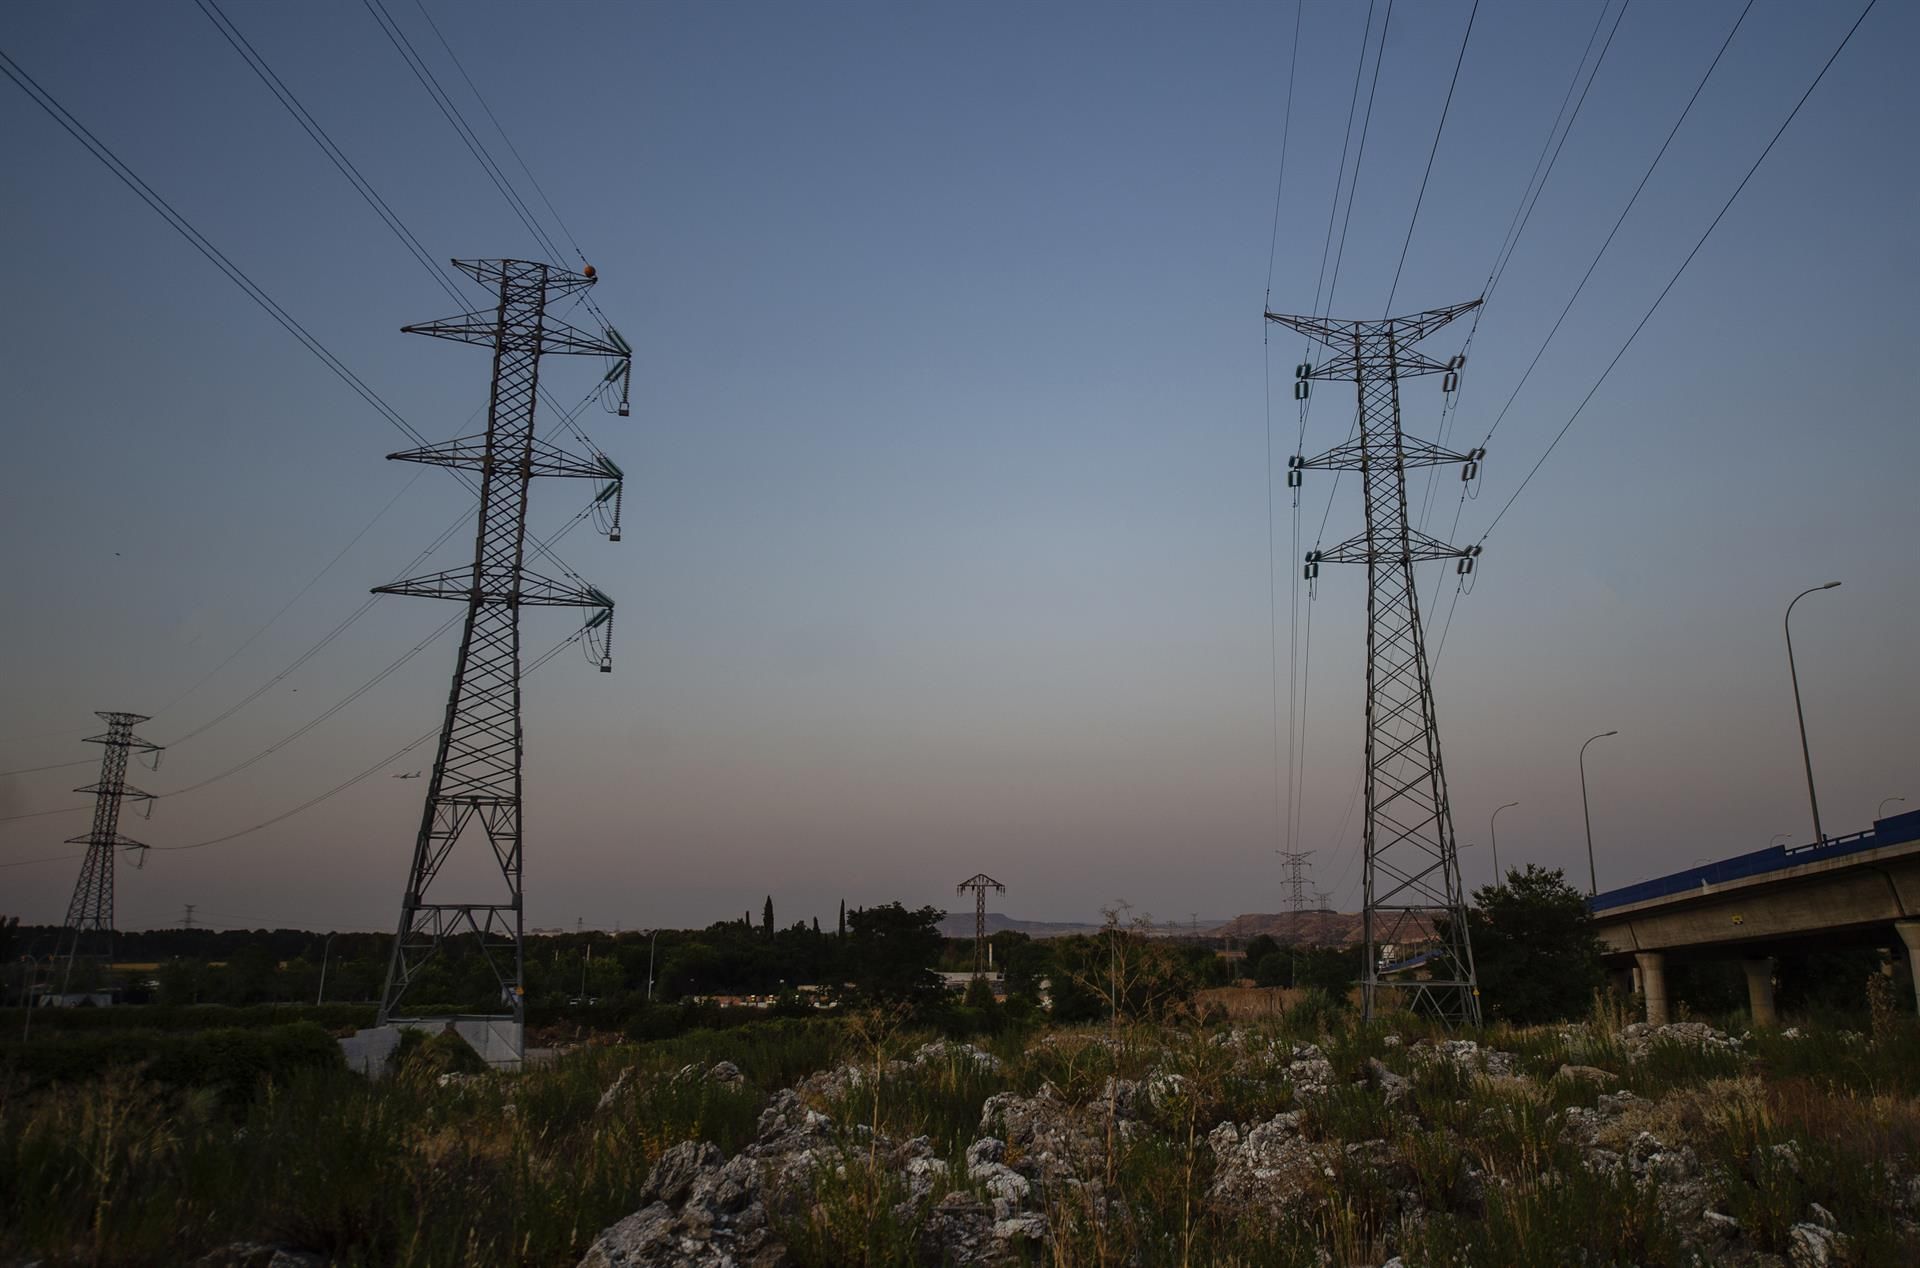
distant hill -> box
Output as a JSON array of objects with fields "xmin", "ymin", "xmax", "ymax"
[
  {"xmin": 938, "ymin": 912, "xmax": 1238, "ymax": 940},
  {"xmin": 937, "ymin": 912, "xmax": 1107, "ymax": 939},
  {"xmin": 1209, "ymin": 910, "xmax": 1436, "ymax": 947}
]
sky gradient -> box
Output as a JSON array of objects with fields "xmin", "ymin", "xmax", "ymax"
[{"xmin": 2, "ymin": 1, "xmax": 1915, "ymax": 934}]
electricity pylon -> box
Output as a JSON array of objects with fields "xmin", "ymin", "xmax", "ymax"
[
  {"xmin": 1275, "ymin": 849, "xmax": 1313, "ymax": 914},
  {"xmin": 57, "ymin": 712, "xmax": 163, "ymax": 991},
  {"xmin": 954, "ymin": 873, "xmax": 1006, "ymax": 977},
  {"xmin": 1266, "ymin": 299, "xmax": 1483, "ymax": 1026},
  {"xmin": 374, "ymin": 259, "xmax": 625, "ymax": 1058}
]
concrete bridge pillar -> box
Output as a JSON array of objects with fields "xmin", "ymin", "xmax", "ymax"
[
  {"xmin": 1742, "ymin": 957, "xmax": 1778, "ymax": 1027},
  {"xmin": 1610, "ymin": 966, "xmax": 1635, "ymax": 1000},
  {"xmin": 1896, "ymin": 922, "xmax": 1920, "ymax": 1014},
  {"xmin": 1635, "ymin": 951, "xmax": 1669, "ymax": 1027}
]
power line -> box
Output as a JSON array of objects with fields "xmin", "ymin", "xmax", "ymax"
[
  {"xmin": 1261, "ymin": 1, "xmax": 1304, "ymax": 303},
  {"xmin": 360, "ymin": 0, "xmax": 566, "ymax": 265},
  {"xmin": 1478, "ymin": 0, "xmax": 1754, "ymax": 451},
  {"xmin": 0, "ymin": 806, "xmax": 90, "ymax": 825},
  {"xmin": 1384, "ymin": 0, "xmax": 1479, "ymax": 316},
  {"xmin": 0, "ymin": 758, "xmax": 95, "ymax": 779},
  {"xmin": 153, "ymin": 470, "xmax": 425, "ymax": 720},
  {"xmin": 1, "ymin": 623, "xmax": 594, "ymax": 871},
  {"xmin": 0, "ymin": 44, "xmax": 598, "ymax": 593},
  {"xmin": 193, "ymin": 0, "xmax": 467, "ymax": 310},
  {"xmin": 1261, "ymin": 0, "xmax": 1303, "ymax": 867},
  {"xmin": 410, "ymin": 2, "xmax": 586, "ymax": 264},
  {"xmin": 159, "ymin": 614, "xmax": 461, "ymax": 799},
  {"xmin": 1282, "ymin": 0, "xmax": 1379, "ymax": 866},
  {"xmin": 1408, "ymin": 0, "xmax": 1633, "ymax": 647},
  {"xmin": 1484, "ymin": 0, "xmax": 1632, "ymax": 304},
  {"xmin": 1324, "ymin": 0, "xmax": 1394, "ymax": 317},
  {"xmin": 1473, "ymin": 0, "xmax": 1878, "ymax": 546}
]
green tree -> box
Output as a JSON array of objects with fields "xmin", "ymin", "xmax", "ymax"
[
  {"xmin": 762, "ymin": 896, "xmax": 774, "ymax": 940},
  {"xmin": 1251, "ymin": 949, "xmax": 1290, "ymax": 988},
  {"xmin": 1295, "ymin": 946, "xmax": 1360, "ymax": 1007},
  {"xmin": 844, "ymin": 902, "xmax": 944, "ymax": 1003},
  {"xmin": 1464, "ymin": 865, "xmax": 1605, "ymax": 1024}
]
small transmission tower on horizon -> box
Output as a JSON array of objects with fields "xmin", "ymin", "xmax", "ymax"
[
  {"xmin": 954, "ymin": 873, "xmax": 1006, "ymax": 977},
  {"xmin": 1275, "ymin": 849, "xmax": 1313, "ymax": 915},
  {"xmin": 374, "ymin": 259, "xmax": 627, "ymax": 1061},
  {"xmin": 56, "ymin": 712, "xmax": 163, "ymax": 990},
  {"xmin": 1266, "ymin": 299, "xmax": 1483, "ymax": 1025}
]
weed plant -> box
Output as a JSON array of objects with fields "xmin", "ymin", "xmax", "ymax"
[{"xmin": 5, "ymin": 1004, "xmax": 1919, "ymax": 1266}]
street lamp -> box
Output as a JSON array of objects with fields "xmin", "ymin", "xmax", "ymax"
[
  {"xmin": 315, "ymin": 932, "xmax": 338, "ymax": 1006},
  {"xmin": 1457, "ymin": 841, "xmax": 1487, "ymax": 890},
  {"xmin": 646, "ymin": 929, "xmax": 660, "ymax": 1002},
  {"xmin": 1490, "ymin": 802, "xmax": 1519, "ymax": 886},
  {"xmin": 1879, "ymin": 797, "xmax": 1906, "ymax": 821},
  {"xmin": 1769, "ymin": 833, "xmax": 1792, "ymax": 849},
  {"xmin": 1580, "ymin": 731, "xmax": 1619, "ymax": 896},
  {"xmin": 1785, "ymin": 582, "xmax": 1841, "ymax": 844}
]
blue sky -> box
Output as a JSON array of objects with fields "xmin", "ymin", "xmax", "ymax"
[{"xmin": 2, "ymin": 1, "xmax": 1914, "ymax": 932}]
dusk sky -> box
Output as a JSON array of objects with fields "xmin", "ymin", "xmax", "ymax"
[{"xmin": 2, "ymin": 1, "xmax": 1914, "ymax": 935}]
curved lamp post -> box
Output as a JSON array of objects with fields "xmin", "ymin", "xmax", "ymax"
[
  {"xmin": 316, "ymin": 932, "xmax": 338, "ymax": 1006},
  {"xmin": 1879, "ymin": 797, "xmax": 1906, "ymax": 822},
  {"xmin": 1580, "ymin": 731, "xmax": 1619, "ymax": 896},
  {"xmin": 1785, "ymin": 582, "xmax": 1841, "ymax": 844},
  {"xmin": 1490, "ymin": 802, "xmax": 1519, "ymax": 886}
]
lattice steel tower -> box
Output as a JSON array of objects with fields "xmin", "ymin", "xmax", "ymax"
[
  {"xmin": 57, "ymin": 712, "xmax": 163, "ymax": 989},
  {"xmin": 955, "ymin": 873, "xmax": 1006, "ymax": 977},
  {"xmin": 1266, "ymin": 299, "xmax": 1484, "ymax": 1025},
  {"xmin": 1276, "ymin": 849, "xmax": 1313, "ymax": 915},
  {"xmin": 375, "ymin": 259, "xmax": 624, "ymax": 1055}
]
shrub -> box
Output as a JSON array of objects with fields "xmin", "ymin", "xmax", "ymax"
[{"xmin": 0, "ymin": 1021, "xmax": 343, "ymax": 1101}]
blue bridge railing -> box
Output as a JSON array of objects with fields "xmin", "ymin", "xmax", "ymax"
[{"xmin": 1589, "ymin": 808, "xmax": 1920, "ymax": 914}]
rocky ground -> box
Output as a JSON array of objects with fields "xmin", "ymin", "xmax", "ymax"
[{"xmin": 572, "ymin": 1024, "xmax": 1919, "ymax": 1268}]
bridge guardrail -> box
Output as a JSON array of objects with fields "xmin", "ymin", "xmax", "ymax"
[{"xmin": 1588, "ymin": 810, "xmax": 1920, "ymax": 914}]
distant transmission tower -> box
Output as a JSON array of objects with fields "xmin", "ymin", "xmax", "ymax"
[
  {"xmin": 374, "ymin": 259, "xmax": 626, "ymax": 1059},
  {"xmin": 1314, "ymin": 890, "xmax": 1333, "ymax": 913},
  {"xmin": 56, "ymin": 712, "xmax": 163, "ymax": 990},
  {"xmin": 954, "ymin": 873, "xmax": 1006, "ymax": 977},
  {"xmin": 1275, "ymin": 849, "xmax": 1313, "ymax": 914},
  {"xmin": 1267, "ymin": 300, "xmax": 1483, "ymax": 1025}
]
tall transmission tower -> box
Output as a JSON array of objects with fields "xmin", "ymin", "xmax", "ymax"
[
  {"xmin": 374, "ymin": 259, "xmax": 626, "ymax": 1061},
  {"xmin": 1266, "ymin": 299, "xmax": 1483, "ymax": 1025},
  {"xmin": 1275, "ymin": 849, "xmax": 1313, "ymax": 915},
  {"xmin": 954, "ymin": 873, "xmax": 1006, "ymax": 977},
  {"xmin": 56, "ymin": 712, "xmax": 163, "ymax": 990}
]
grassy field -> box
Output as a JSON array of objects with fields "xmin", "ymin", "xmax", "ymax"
[{"xmin": 3, "ymin": 1003, "xmax": 1917, "ymax": 1267}]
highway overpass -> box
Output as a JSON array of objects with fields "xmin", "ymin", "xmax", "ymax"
[{"xmin": 1589, "ymin": 810, "xmax": 1920, "ymax": 1025}]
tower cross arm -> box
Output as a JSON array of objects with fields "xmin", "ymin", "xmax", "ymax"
[
  {"xmin": 1311, "ymin": 529, "xmax": 1480, "ymax": 567},
  {"xmin": 374, "ymin": 568, "xmax": 616, "ymax": 608},
  {"xmin": 388, "ymin": 436, "xmax": 616, "ymax": 479},
  {"xmin": 956, "ymin": 873, "xmax": 1007, "ymax": 894},
  {"xmin": 402, "ymin": 312, "xmax": 625, "ymax": 358},
  {"xmin": 1298, "ymin": 437, "xmax": 1483, "ymax": 472},
  {"xmin": 1264, "ymin": 298, "xmax": 1480, "ymax": 347},
  {"xmin": 63, "ymin": 832, "xmax": 151, "ymax": 851}
]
